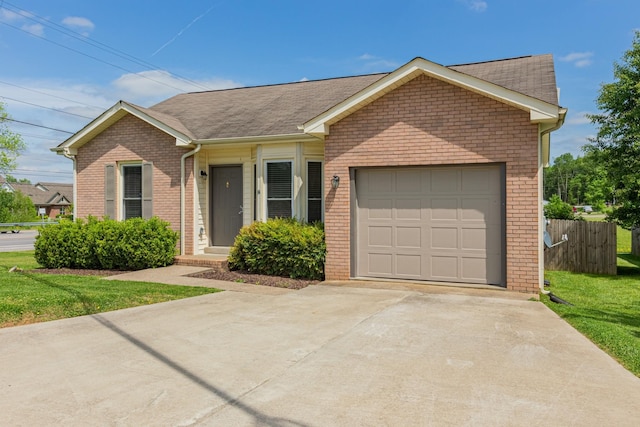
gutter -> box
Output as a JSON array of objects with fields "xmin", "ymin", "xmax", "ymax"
[
  {"xmin": 180, "ymin": 144, "xmax": 201, "ymax": 255},
  {"xmin": 62, "ymin": 148, "xmax": 77, "ymax": 220}
]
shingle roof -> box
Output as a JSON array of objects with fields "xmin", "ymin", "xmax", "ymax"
[
  {"xmin": 449, "ymin": 54, "xmax": 558, "ymax": 106},
  {"xmin": 8, "ymin": 182, "xmax": 73, "ymax": 206},
  {"xmin": 150, "ymin": 74, "xmax": 385, "ymax": 140}
]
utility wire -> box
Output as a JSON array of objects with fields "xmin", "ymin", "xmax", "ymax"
[
  {"xmin": 12, "ymin": 168, "xmax": 72, "ymax": 175},
  {"xmin": 2, "ymin": 117, "xmax": 74, "ymax": 134},
  {"xmin": 0, "ymin": 95, "xmax": 94, "ymax": 119},
  {"xmin": 0, "ymin": 79, "xmax": 105, "ymax": 110},
  {"xmin": 1, "ymin": 1, "xmax": 213, "ymax": 92},
  {"xmin": 16, "ymin": 132, "xmax": 63, "ymax": 141}
]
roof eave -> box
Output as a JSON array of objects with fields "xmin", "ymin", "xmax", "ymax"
[{"xmin": 52, "ymin": 101, "xmax": 193, "ymax": 153}]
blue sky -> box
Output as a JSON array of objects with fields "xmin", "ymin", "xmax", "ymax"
[{"xmin": 0, "ymin": 0, "xmax": 638, "ymax": 183}]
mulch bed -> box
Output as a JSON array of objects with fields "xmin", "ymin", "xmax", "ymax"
[
  {"xmin": 186, "ymin": 262, "xmax": 319, "ymax": 290},
  {"xmin": 28, "ymin": 263, "xmax": 319, "ymax": 290}
]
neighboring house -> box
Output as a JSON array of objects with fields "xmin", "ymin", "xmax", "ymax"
[
  {"xmin": 53, "ymin": 55, "xmax": 566, "ymax": 293},
  {"xmin": 1, "ymin": 179, "xmax": 73, "ymax": 218}
]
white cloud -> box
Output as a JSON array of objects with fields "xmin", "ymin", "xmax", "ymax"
[
  {"xmin": 559, "ymin": 52, "xmax": 594, "ymax": 68},
  {"xmin": 356, "ymin": 54, "xmax": 399, "ymax": 72},
  {"xmin": 566, "ymin": 111, "xmax": 593, "ymax": 126},
  {"xmin": 21, "ymin": 23, "xmax": 44, "ymax": 37},
  {"xmin": 469, "ymin": 1, "xmax": 488, "ymax": 12},
  {"xmin": 112, "ymin": 70, "xmax": 240, "ymax": 105},
  {"xmin": 458, "ymin": 0, "xmax": 487, "ymax": 12},
  {"xmin": 62, "ymin": 16, "xmax": 95, "ymax": 36}
]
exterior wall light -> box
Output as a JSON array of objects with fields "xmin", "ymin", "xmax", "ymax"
[
  {"xmin": 200, "ymin": 170, "xmax": 208, "ymax": 180},
  {"xmin": 331, "ymin": 175, "xmax": 340, "ymax": 189}
]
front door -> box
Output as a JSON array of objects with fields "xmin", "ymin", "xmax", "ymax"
[{"xmin": 211, "ymin": 165, "xmax": 243, "ymax": 246}]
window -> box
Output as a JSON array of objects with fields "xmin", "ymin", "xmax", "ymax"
[
  {"xmin": 122, "ymin": 165, "xmax": 142, "ymax": 219},
  {"xmin": 307, "ymin": 161, "xmax": 323, "ymax": 222},
  {"xmin": 266, "ymin": 161, "xmax": 292, "ymax": 218}
]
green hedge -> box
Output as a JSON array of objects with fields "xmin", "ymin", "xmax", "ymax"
[
  {"xmin": 34, "ymin": 217, "xmax": 178, "ymax": 270},
  {"xmin": 228, "ymin": 218, "xmax": 325, "ymax": 280}
]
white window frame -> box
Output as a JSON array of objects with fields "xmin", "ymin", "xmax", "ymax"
[
  {"xmin": 306, "ymin": 160, "xmax": 324, "ymax": 222},
  {"xmin": 120, "ymin": 162, "xmax": 143, "ymax": 220},
  {"xmin": 265, "ymin": 160, "xmax": 293, "ymax": 219}
]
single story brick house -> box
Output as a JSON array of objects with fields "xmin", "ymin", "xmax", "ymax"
[
  {"xmin": 54, "ymin": 55, "xmax": 566, "ymax": 293},
  {"xmin": 0, "ymin": 179, "xmax": 73, "ymax": 218}
]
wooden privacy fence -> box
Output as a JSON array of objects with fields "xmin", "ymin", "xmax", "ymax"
[{"xmin": 544, "ymin": 219, "xmax": 617, "ymax": 275}]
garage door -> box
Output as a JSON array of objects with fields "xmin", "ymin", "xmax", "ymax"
[{"xmin": 355, "ymin": 166, "xmax": 503, "ymax": 285}]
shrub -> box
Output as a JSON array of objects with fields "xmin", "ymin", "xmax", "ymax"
[
  {"xmin": 228, "ymin": 218, "xmax": 325, "ymax": 280},
  {"xmin": 35, "ymin": 217, "xmax": 178, "ymax": 270},
  {"xmin": 544, "ymin": 195, "xmax": 576, "ymax": 220}
]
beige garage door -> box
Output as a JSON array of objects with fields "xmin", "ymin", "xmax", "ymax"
[{"xmin": 355, "ymin": 166, "xmax": 503, "ymax": 285}]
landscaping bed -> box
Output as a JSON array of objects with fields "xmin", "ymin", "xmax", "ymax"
[{"xmin": 187, "ymin": 262, "xmax": 320, "ymax": 290}]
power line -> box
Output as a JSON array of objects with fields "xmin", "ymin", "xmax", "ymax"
[
  {"xmin": 3, "ymin": 117, "xmax": 74, "ymax": 134},
  {"xmin": 17, "ymin": 132, "xmax": 62, "ymax": 141},
  {"xmin": 1, "ymin": 1, "xmax": 213, "ymax": 92},
  {"xmin": 0, "ymin": 79, "xmax": 105, "ymax": 110},
  {"xmin": 12, "ymin": 168, "xmax": 72, "ymax": 175},
  {"xmin": 0, "ymin": 95, "xmax": 94, "ymax": 119}
]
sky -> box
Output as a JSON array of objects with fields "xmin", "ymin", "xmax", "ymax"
[{"xmin": 0, "ymin": 0, "xmax": 638, "ymax": 184}]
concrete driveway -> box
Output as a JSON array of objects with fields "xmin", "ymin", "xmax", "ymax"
[{"xmin": 1, "ymin": 281, "xmax": 639, "ymax": 426}]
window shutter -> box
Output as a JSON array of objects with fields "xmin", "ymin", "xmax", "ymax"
[
  {"xmin": 142, "ymin": 162, "xmax": 153, "ymax": 219},
  {"xmin": 104, "ymin": 164, "xmax": 115, "ymax": 218}
]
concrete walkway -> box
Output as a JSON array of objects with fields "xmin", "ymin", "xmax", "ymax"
[{"xmin": 1, "ymin": 267, "xmax": 639, "ymax": 425}]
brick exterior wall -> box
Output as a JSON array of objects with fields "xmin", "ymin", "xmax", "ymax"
[
  {"xmin": 75, "ymin": 114, "xmax": 195, "ymax": 254},
  {"xmin": 324, "ymin": 74, "xmax": 540, "ymax": 293}
]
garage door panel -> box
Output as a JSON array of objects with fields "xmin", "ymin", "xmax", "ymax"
[
  {"xmin": 431, "ymin": 256, "xmax": 458, "ymax": 280},
  {"xmin": 397, "ymin": 226, "xmax": 422, "ymax": 248},
  {"xmin": 397, "ymin": 254, "xmax": 422, "ymax": 277},
  {"xmin": 396, "ymin": 199, "xmax": 422, "ymax": 219},
  {"xmin": 461, "ymin": 257, "xmax": 487, "ymax": 282},
  {"xmin": 430, "ymin": 170, "xmax": 458, "ymax": 192},
  {"xmin": 431, "ymin": 227, "xmax": 458, "ymax": 249},
  {"xmin": 367, "ymin": 199, "xmax": 393, "ymax": 219},
  {"xmin": 368, "ymin": 226, "xmax": 393, "ymax": 247},
  {"xmin": 396, "ymin": 170, "xmax": 423, "ymax": 193},
  {"xmin": 356, "ymin": 166, "xmax": 503, "ymax": 286},
  {"xmin": 430, "ymin": 198, "xmax": 458, "ymax": 220}
]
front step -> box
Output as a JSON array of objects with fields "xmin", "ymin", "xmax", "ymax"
[
  {"xmin": 204, "ymin": 246, "xmax": 231, "ymax": 255},
  {"xmin": 174, "ymin": 254, "xmax": 227, "ymax": 268}
]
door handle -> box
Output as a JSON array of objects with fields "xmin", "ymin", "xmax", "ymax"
[{"xmin": 238, "ymin": 205, "xmax": 244, "ymax": 215}]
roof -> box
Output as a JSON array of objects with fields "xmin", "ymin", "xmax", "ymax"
[
  {"xmin": 4, "ymin": 181, "xmax": 73, "ymax": 206},
  {"xmin": 56, "ymin": 54, "xmax": 563, "ymax": 150}
]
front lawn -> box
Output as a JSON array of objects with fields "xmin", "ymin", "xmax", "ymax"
[{"xmin": 0, "ymin": 251, "xmax": 221, "ymax": 328}]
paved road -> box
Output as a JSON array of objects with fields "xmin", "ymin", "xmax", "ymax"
[
  {"xmin": 0, "ymin": 229, "xmax": 37, "ymax": 252},
  {"xmin": 1, "ymin": 278, "xmax": 639, "ymax": 426}
]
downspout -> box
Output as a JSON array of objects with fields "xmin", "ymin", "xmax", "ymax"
[
  {"xmin": 180, "ymin": 143, "xmax": 201, "ymax": 255},
  {"xmin": 62, "ymin": 148, "xmax": 77, "ymax": 220},
  {"xmin": 538, "ymin": 108, "xmax": 567, "ymax": 291}
]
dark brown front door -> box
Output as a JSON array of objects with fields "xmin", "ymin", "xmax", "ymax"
[{"xmin": 211, "ymin": 165, "xmax": 243, "ymax": 246}]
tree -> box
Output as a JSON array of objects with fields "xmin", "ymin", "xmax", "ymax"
[
  {"xmin": 587, "ymin": 31, "xmax": 640, "ymax": 228},
  {"xmin": 5, "ymin": 174, "xmax": 31, "ymax": 184},
  {"xmin": 0, "ymin": 190, "xmax": 37, "ymax": 223},
  {"xmin": 544, "ymin": 194, "xmax": 576, "ymax": 220},
  {"xmin": 0, "ymin": 103, "xmax": 26, "ymax": 175}
]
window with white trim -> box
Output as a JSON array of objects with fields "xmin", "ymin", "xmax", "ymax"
[
  {"xmin": 122, "ymin": 164, "xmax": 142, "ymax": 219},
  {"xmin": 266, "ymin": 161, "xmax": 292, "ymax": 218},
  {"xmin": 307, "ymin": 161, "xmax": 323, "ymax": 222}
]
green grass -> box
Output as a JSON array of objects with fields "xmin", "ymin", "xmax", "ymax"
[
  {"xmin": 543, "ymin": 222, "xmax": 640, "ymax": 376},
  {"xmin": 0, "ymin": 251, "xmax": 221, "ymax": 328}
]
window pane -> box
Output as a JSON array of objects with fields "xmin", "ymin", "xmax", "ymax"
[
  {"xmin": 124, "ymin": 200, "xmax": 142, "ymax": 219},
  {"xmin": 267, "ymin": 200, "xmax": 291, "ymax": 218},
  {"xmin": 123, "ymin": 166, "xmax": 142, "ymax": 198},
  {"xmin": 308, "ymin": 200, "xmax": 322, "ymax": 223},
  {"xmin": 267, "ymin": 162, "xmax": 291, "ymax": 198},
  {"xmin": 307, "ymin": 162, "xmax": 322, "ymax": 199},
  {"xmin": 307, "ymin": 161, "xmax": 322, "ymax": 222}
]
